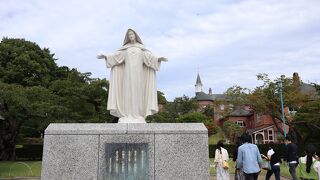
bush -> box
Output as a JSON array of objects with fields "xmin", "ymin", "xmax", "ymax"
[
  {"xmin": 15, "ymin": 144, "xmax": 43, "ymax": 160},
  {"xmin": 222, "ymin": 121, "xmax": 242, "ymax": 142},
  {"xmin": 209, "ymin": 143, "xmax": 320, "ymax": 159},
  {"xmin": 206, "ymin": 123, "xmax": 219, "ymax": 136},
  {"xmin": 177, "ymin": 112, "xmax": 211, "ymax": 124}
]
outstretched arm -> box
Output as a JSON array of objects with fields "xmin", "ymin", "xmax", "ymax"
[
  {"xmin": 97, "ymin": 51, "xmax": 125, "ymax": 68},
  {"xmin": 97, "ymin": 54, "xmax": 106, "ymax": 60},
  {"xmin": 158, "ymin": 57, "xmax": 168, "ymax": 62}
]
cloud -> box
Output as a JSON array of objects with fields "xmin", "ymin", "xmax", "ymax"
[{"xmin": 1, "ymin": 0, "xmax": 320, "ymax": 101}]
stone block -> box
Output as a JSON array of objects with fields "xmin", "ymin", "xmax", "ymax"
[{"xmin": 41, "ymin": 123, "xmax": 209, "ymax": 180}]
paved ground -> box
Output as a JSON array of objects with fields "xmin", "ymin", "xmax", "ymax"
[
  {"xmin": 210, "ymin": 174, "xmax": 291, "ymax": 180},
  {"xmin": 0, "ymin": 175, "xmax": 291, "ymax": 180}
]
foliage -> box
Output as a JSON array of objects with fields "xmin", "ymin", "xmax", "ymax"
[
  {"xmin": 201, "ymin": 105, "xmax": 215, "ymax": 117},
  {"xmin": 209, "ymin": 143, "xmax": 320, "ymax": 159},
  {"xmin": 157, "ymin": 91, "xmax": 167, "ymax": 104},
  {"xmin": 146, "ymin": 112, "xmax": 173, "ymax": 123},
  {"xmin": 208, "ymin": 127, "xmax": 223, "ymax": 143},
  {"xmin": 224, "ymin": 73, "xmax": 314, "ymax": 143},
  {"xmin": 0, "ymin": 38, "xmax": 59, "ymax": 87},
  {"xmin": 222, "ymin": 121, "xmax": 243, "ymax": 141},
  {"xmin": 0, "ymin": 38, "xmax": 113, "ymax": 160},
  {"xmin": 177, "ymin": 112, "xmax": 211, "ymax": 124},
  {"xmin": 164, "ymin": 95, "xmax": 198, "ymax": 120},
  {"xmin": 293, "ymin": 100, "xmax": 320, "ymax": 142}
]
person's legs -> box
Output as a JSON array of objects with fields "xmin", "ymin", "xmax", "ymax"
[
  {"xmin": 244, "ymin": 172, "xmax": 259, "ymax": 180},
  {"xmin": 253, "ymin": 173, "xmax": 259, "ymax": 180},
  {"xmin": 289, "ymin": 163, "xmax": 298, "ymax": 180},
  {"xmin": 272, "ymin": 165, "xmax": 280, "ymax": 180},
  {"xmin": 265, "ymin": 169, "xmax": 273, "ymax": 180},
  {"xmin": 244, "ymin": 173, "xmax": 254, "ymax": 180}
]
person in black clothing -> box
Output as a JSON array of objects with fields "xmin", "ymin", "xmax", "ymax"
[
  {"xmin": 284, "ymin": 136, "xmax": 298, "ymax": 180},
  {"xmin": 233, "ymin": 137, "xmax": 243, "ymax": 180},
  {"xmin": 264, "ymin": 142, "xmax": 281, "ymax": 180}
]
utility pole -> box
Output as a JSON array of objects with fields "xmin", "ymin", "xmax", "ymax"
[{"xmin": 278, "ymin": 80, "xmax": 286, "ymax": 137}]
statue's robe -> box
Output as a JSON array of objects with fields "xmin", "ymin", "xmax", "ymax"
[{"xmin": 104, "ymin": 43, "xmax": 161, "ymax": 123}]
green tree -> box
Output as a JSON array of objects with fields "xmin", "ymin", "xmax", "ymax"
[
  {"xmin": 222, "ymin": 121, "xmax": 243, "ymax": 141},
  {"xmin": 0, "ymin": 83, "xmax": 63, "ymax": 160},
  {"xmin": 201, "ymin": 105, "xmax": 215, "ymax": 118},
  {"xmin": 157, "ymin": 91, "xmax": 167, "ymax": 104},
  {"xmin": 177, "ymin": 112, "xmax": 211, "ymax": 124},
  {"xmin": 165, "ymin": 95, "xmax": 198, "ymax": 121},
  {"xmin": 146, "ymin": 112, "xmax": 173, "ymax": 123},
  {"xmin": 292, "ymin": 96, "xmax": 320, "ymax": 143},
  {"xmin": 224, "ymin": 73, "xmax": 313, "ymax": 143},
  {"xmin": 0, "ymin": 38, "xmax": 113, "ymax": 160},
  {"xmin": 0, "ymin": 38, "xmax": 59, "ymax": 87}
]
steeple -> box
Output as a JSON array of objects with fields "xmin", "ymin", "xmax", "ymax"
[{"xmin": 195, "ymin": 73, "xmax": 203, "ymax": 93}]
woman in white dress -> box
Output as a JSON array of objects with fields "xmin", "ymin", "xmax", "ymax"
[{"xmin": 214, "ymin": 140, "xmax": 230, "ymax": 180}]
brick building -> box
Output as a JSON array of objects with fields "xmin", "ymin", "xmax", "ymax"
[{"xmin": 193, "ymin": 72, "xmax": 316, "ymax": 144}]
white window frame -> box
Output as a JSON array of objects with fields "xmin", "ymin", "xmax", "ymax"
[{"xmin": 236, "ymin": 120, "xmax": 244, "ymax": 127}]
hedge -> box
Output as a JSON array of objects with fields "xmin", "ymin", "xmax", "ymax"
[
  {"xmin": 11, "ymin": 143, "xmax": 320, "ymax": 160},
  {"xmin": 15, "ymin": 144, "xmax": 43, "ymax": 160},
  {"xmin": 209, "ymin": 143, "xmax": 320, "ymax": 159}
]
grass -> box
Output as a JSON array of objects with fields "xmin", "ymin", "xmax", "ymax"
[
  {"xmin": 209, "ymin": 158, "xmax": 292, "ymax": 178},
  {"xmin": 0, "ymin": 161, "xmax": 41, "ymax": 177},
  {"xmin": 0, "ymin": 159, "xmax": 293, "ymax": 178},
  {"xmin": 208, "ymin": 128, "xmax": 225, "ymax": 145}
]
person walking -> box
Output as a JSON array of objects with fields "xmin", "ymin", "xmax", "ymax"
[
  {"xmin": 264, "ymin": 142, "xmax": 281, "ymax": 180},
  {"xmin": 298, "ymin": 145, "xmax": 320, "ymax": 180},
  {"xmin": 236, "ymin": 134, "xmax": 262, "ymax": 180},
  {"xmin": 284, "ymin": 137, "xmax": 299, "ymax": 180},
  {"xmin": 233, "ymin": 137, "xmax": 244, "ymax": 180},
  {"xmin": 214, "ymin": 140, "xmax": 230, "ymax": 180}
]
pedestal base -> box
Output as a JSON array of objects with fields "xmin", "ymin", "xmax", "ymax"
[
  {"xmin": 118, "ymin": 116, "xmax": 146, "ymax": 123},
  {"xmin": 41, "ymin": 123, "xmax": 209, "ymax": 180}
]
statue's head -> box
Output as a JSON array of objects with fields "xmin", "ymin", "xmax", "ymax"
[{"xmin": 123, "ymin": 29, "xmax": 143, "ymax": 46}]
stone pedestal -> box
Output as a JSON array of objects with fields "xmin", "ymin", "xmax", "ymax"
[{"xmin": 41, "ymin": 123, "xmax": 209, "ymax": 180}]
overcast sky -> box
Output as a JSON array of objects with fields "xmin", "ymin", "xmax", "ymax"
[{"xmin": 1, "ymin": 0, "xmax": 320, "ymax": 100}]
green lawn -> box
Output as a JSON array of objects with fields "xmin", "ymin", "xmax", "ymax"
[
  {"xmin": 208, "ymin": 128, "xmax": 225, "ymax": 145},
  {"xmin": 0, "ymin": 160, "xmax": 293, "ymax": 178},
  {"xmin": 209, "ymin": 158, "xmax": 291, "ymax": 178},
  {"xmin": 0, "ymin": 161, "xmax": 41, "ymax": 177}
]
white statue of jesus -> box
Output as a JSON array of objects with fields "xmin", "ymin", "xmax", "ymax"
[{"xmin": 97, "ymin": 29, "xmax": 167, "ymax": 123}]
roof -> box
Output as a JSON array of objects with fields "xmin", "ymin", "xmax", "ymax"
[
  {"xmin": 195, "ymin": 91, "xmax": 226, "ymax": 101},
  {"xmin": 252, "ymin": 125, "xmax": 275, "ymax": 134},
  {"xmin": 229, "ymin": 108, "xmax": 253, "ymax": 117},
  {"xmin": 300, "ymin": 82, "xmax": 316, "ymax": 94},
  {"xmin": 195, "ymin": 73, "xmax": 202, "ymax": 86}
]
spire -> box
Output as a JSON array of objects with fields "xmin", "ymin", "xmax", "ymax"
[
  {"xmin": 195, "ymin": 73, "xmax": 203, "ymax": 93},
  {"xmin": 196, "ymin": 73, "xmax": 202, "ymax": 86}
]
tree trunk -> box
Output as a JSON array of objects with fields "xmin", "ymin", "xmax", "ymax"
[
  {"xmin": 271, "ymin": 113, "xmax": 284, "ymax": 135},
  {"xmin": 0, "ymin": 117, "xmax": 18, "ymax": 161}
]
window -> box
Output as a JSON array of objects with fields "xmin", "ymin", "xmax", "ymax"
[
  {"xmin": 236, "ymin": 120, "xmax": 245, "ymax": 127},
  {"xmin": 288, "ymin": 107, "xmax": 297, "ymax": 116},
  {"xmin": 256, "ymin": 113, "xmax": 261, "ymax": 122},
  {"xmin": 268, "ymin": 129, "xmax": 273, "ymax": 141}
]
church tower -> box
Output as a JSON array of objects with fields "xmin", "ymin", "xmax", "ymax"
[{"xmin": 195, "ymin": 73, "xmax": 203, "ymax": 93}]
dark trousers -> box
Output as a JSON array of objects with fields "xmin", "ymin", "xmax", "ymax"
[
  {"xmin": 265, "ymin": 165, "xmax": 280, "ymax": 180},
  {"xmin": 289, "ymin": 163, "xmax": 298, "ymax": 180},
  {"xmin": 244, "ymin": 172, "xmax": 259, "ymax": 180}
]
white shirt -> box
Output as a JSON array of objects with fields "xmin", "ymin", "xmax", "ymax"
[
  {"xmin": 214, "ymin": 147, "xmax": 229, "ymax": 163},
  {"xmin": 267, "ymin": 149, "xmax": 280, "ymax": 166}
]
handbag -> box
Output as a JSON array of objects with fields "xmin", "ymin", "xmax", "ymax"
[
  {"xmin": 261, "ymin": 160, "xmax": 271, "ymax": 170},
  {"xmin": 223, "ymin": 160, "xmax": 229, "ymax": 169}
]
